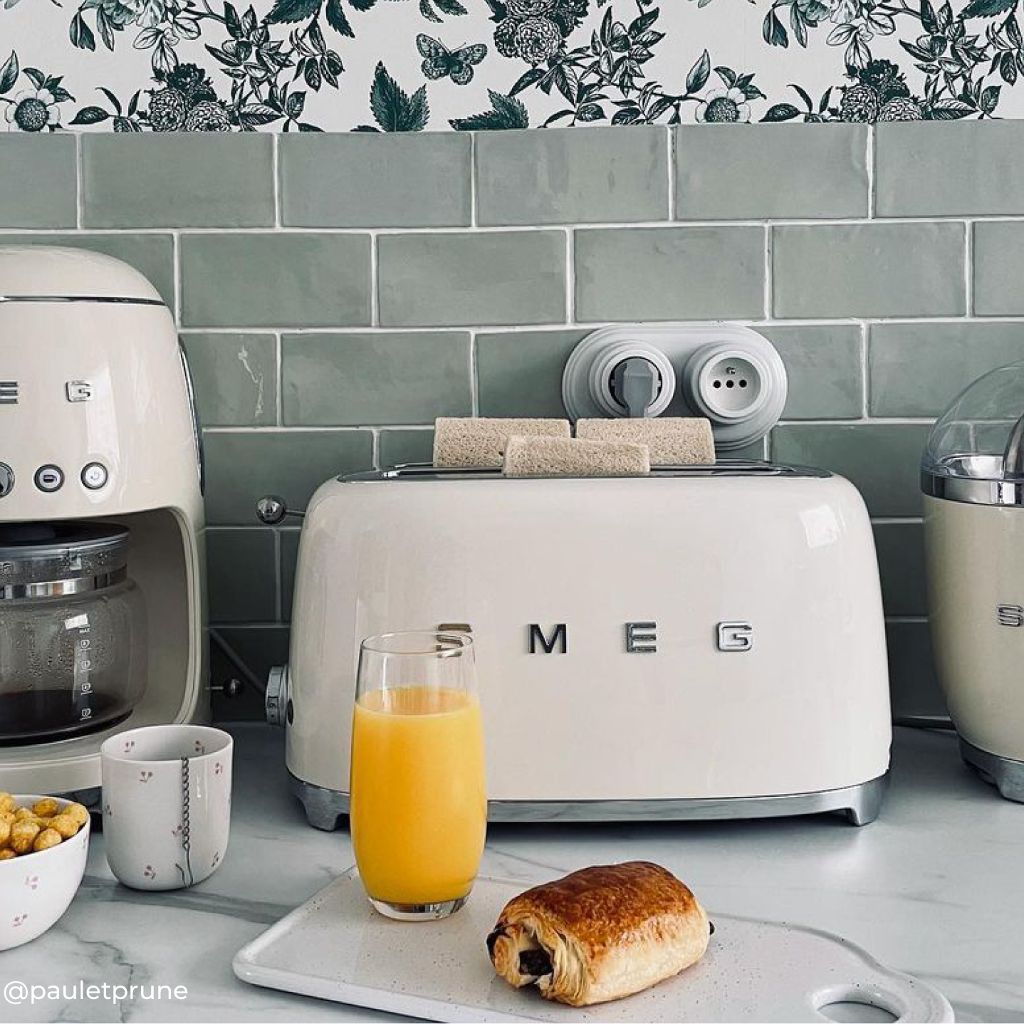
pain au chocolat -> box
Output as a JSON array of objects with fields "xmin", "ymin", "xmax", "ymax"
[{"xmin": 486, "ymin": 861, "xmax": 711, "ymax": 1007}]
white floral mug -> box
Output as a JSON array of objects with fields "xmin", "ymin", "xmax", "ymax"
[{"xmin": 100, "ymin": 725, "xmax": 232, "ymax": 891}]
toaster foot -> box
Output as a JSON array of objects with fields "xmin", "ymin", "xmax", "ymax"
[
  {"xmin": 289, "ymin": 773, "xmax": 349, "ymax": 831},
  {"xmin": 842, "ymin": 774, "xmax": 888, "ymax": 826},
  {"xmin": 959, "ymin": 738, "xmax": 1024, "ymax": 803}
]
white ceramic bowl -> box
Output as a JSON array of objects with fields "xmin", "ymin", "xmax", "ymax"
[{"xmin": 0, "ymin": 795, "xmax": 90, "ymax": 951}]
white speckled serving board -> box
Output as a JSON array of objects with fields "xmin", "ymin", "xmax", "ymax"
[{"xmin": 233, "ymin": 868, "xmax": 953, "ymax": 1023}]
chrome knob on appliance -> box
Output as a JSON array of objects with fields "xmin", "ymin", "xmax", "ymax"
[
  {"xmin": 255, "ymin": 495, "xmax": 306, "ymax": 526},
  {"xmin": 266, "ymin": 664, "xmax": 290, "ymax": 727},
  {"xmin": 0, "ymin": 463, "xmax": 13, "ymax": 498}
]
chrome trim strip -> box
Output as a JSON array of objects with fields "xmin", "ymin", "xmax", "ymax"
[
  {"xmin": 0, "ymin": 295, "xmax": 165, "ymax": 306},
  {"xmin": 0, "ymin": 565, "xmax": 127, "ymax": 600},
  {"xmin": 287, "ymin": 771, "xmax": 887, "ymax": 831},
  {"xmin": 921, "ymin": 469, "xmax": 1024, "ymax": 507},
  {"xmin": 960, "ymin": 738, "xmax": 1024, "ymax": 803},
  {"xmin": 343, "ymin": 460, "xmax": 831, "ymax": 483}
]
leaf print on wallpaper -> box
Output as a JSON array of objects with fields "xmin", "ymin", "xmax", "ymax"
[{"xmin": 5, "ymin": 0, "xmax": 1024, "ymax": 128}]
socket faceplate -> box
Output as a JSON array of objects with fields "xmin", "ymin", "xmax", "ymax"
[{"xmin": 561, "ymin": 324, "xmax": 788, "ymax": 450}]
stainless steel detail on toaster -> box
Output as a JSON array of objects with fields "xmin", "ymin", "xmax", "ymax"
[
  {"xmin": 287, "ymin": 771, "xmax": 889, "ymax": 831},
  {"xmin": 996, "ymin": 604, "xmax": 1024, "ymax": 627},
  {"xmin": 265, "ymin": 665, "xmax": 290, "ymax": 727},
  {"xmin": 625, "ymin": 621, "xmax": 657, "ymax": 653},
  {"xmin": 717, "ymin": 621, "xmax": 754, "ymax": 652},
  {"xmin": 343, "ymin": 460, "xmax": 833, "ymax": 483},
  {"xmin": 959, "ymin": 738, "xmax": 1024, "ymax": 803}
]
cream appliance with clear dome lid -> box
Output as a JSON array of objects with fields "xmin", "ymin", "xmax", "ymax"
[
  {"xmin": 0, "ymin": 245, "xmax": 208, "ymax": 796},
  {"xmin": 922, "ymin": 361, "xmax": 1024, "ymax": 802}
]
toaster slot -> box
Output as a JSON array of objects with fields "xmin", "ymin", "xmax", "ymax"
[{"xmin": 342, "ymin": 461, "xmax": 830, "ymax": 482}]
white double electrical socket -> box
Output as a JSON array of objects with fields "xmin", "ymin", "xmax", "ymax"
[{"xmin": 561, "ymin": 324, "xmax": 788, "ymax": 451}]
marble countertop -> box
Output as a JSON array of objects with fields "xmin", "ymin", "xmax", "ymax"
[{"xmin": 2, "ymin": 725, "xmax": 1022, "ymax": 1023}]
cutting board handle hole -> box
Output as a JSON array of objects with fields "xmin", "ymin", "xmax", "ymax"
[{"xmin": 815, "ymin": 984, "xmax": 901, "ymax": 1023}]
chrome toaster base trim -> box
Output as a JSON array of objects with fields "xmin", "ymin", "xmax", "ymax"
[
  {"xmin": 960, "ymin": 738, "xmax": 1024, "ymax": 803},
  {"xmin": 287, "ymin": 771, "xmax": 888, "ymax": 831}
]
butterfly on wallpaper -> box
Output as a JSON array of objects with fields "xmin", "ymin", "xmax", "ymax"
[{"xmin": 416, "ymin": 34, "xmax": 487, "ymax": 85}]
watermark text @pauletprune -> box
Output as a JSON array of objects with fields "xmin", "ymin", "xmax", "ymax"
[{"xmin": 3, "ymin": 980, "xmax": 188, "ymax": 1007}]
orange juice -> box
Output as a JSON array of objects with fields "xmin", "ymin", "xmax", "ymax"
[{"xmin": 350, "ymin": 686, "xmax": 486, "ymax": 905}]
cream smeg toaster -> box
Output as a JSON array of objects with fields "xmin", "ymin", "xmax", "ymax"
[{"xmin": 265, "ymin": 462, "xmax": 892, "ymax": 829}]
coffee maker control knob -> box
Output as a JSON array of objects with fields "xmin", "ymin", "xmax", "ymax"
[
  {"xmin": 0, "ymin": 463, "xmax": 13, "ymax": 497},
  {"xmin": 266, "ymin": 664, "xmax": 290, "ymax": 727}
]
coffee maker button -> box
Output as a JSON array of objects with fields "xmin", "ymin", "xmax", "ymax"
[
  {"xmin": 81, "ymin": 462, "xmax": 108, "ymax": 490},
  {"xmin": 34, "ymin": 465, "xmax": 64, "ymax": 493},
  {"xmin": 0, "ymin": 463, "xmax": 13, "ymax": 497}
]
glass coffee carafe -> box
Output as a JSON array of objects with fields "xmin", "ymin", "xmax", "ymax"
[{"xmin": 0, "ymin": 522, "xmax": 147, "ymax": 745}]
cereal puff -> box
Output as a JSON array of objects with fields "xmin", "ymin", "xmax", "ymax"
[
  {"xmin": 32, "ymin": 798, "xmax": 61, "ymax": 818},
  {"xmin": 0, "ymin": 793, "xmax": 15, "ymax": 814},
  {"xmin": 47, "ymin": 814, "xmax": 80, "ymax": 839},
  {"xmin": 0, "ymin": 849, "xmax": 15, "ymax": 861},
  {"xmin": 10, "ymin": 821, "xmax": 41, "ymax": 854},
  {"xmin": 0, "ymin": 817, "xmax": 10, "ymax": 849},
  {"xmin": 33, "ymin": 828, "xmax": 62, "ymax": 852},
  {"xmin": 63, "ymin": 803, "xmax": 90, "ymax": 829}
]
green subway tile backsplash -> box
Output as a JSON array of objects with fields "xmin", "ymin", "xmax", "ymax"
[
  {"xmin": 0, "ymin": 136, "xmax": 78, "ymax": 228},
  {"xmin": 206, "ymin": 529, "xmax": 278, "ymax": 623},
  {"xmin": 181, "ymin": 333, "xmax": 278, "ymax": 427},
  {"xmin": 7, "ymin": 123, "xmax": 1016, "ymax": 718},
  {"xmin": 676, "ymin": 125, "xmax": 868, "ymax": 221},
  {"xmin": 377, "ymin": 231, "xmax": 566, "ymax": 327},
  {"xmin": 82, "ymin": 134, "xmax": 275, "ymax": 228},
  {"xmin": 575, "ymin": 226, "xmax": 764, "ymax": 322},
  {"xmin": 282, "ymin": 332, "xmax": 472, "ymax": 426},
  {"xmin": 475, "ymin": 127, "xmax": 669, "ymax": 226},
  {"xmin": 280, "ymin": 133, "xmax": 472, "ymax": 228},
  {"xmin": 181, "ymin": 233, "xmax": 372, "ymax": 328}
]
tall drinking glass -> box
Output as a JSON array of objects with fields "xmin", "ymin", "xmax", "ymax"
[{"xmin": 350, "ymin": 630, "xmax": 485, "ymax": 920}]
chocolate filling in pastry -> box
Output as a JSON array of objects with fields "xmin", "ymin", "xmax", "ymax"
[{"xmin": 518, "ymin": 949, "xmax": 553, "ymax": 977}]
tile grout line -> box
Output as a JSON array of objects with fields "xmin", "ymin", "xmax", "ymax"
[
  {"xmin": 866, "ymin": 125, "xmax": 875, "ymax": 218},
  {"xmin": 964, "ymin": 220, "xmax": 973, "ymax": 317},
  {"xmin": 370, "ymin": 427, "xmax": 381, "ymax": 470},
  {"xmin": 74, "ymin": 134, "xmax": 84, "ymax": 230},
  {"xmin": 370, "ymin": 233, "xmax": 379, "ymax": 327},
  {"xmin": 469, "ymin": 132, "xmax": 478, "ymax": 228},
  {"xmin": 275, "ymin": 332, "xmax": 283, "ymax": 426},
  {"xmin": 469, "ymin": 331, "xmax": 480, "ymax": 416},
  {"xmin": 11, "ymin": 215, "xmax": 1024, "ymax": 234},
  {"xmin": 172, "ymin": 231, "xmax": 182, "ymax": 327},
  {"xmin": 763, "ymin": 224, "xmax": 772, "ymax": 319},
  {"xmin": 173, "ymin": 315, "xmax": 1024, "ymax": 334},
  {"xmin": 564, "ymin": 228, "xmax": 574, "ymax": 325},
  {"xmin": 273, "ymin": 528, "xmax": 282, "ymax": 623},
  {"xmin": 666, "ymin": 126, "xmax": 676, "ymax": 221},
  {"xmin": 271, "ymin": 134, "xmax": 281, "ymax": 229},
  {"xmin": 860, "ymin": 321, "xmax": 870, "ymax": 418}
]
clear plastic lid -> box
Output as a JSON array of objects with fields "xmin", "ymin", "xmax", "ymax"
[{"xmin": 923, "ymin": 361, "xmax": 1024, "ymax": 485}]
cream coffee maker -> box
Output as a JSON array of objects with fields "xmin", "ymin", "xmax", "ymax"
[{"xmin": 0, "ymin": 246, "xmax": 208, "ymax": 795}]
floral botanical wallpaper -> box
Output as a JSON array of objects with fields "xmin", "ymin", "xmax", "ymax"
[{"xmin": 1, "ymin": 0, "xmax": 1022, "ymax": 131}]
